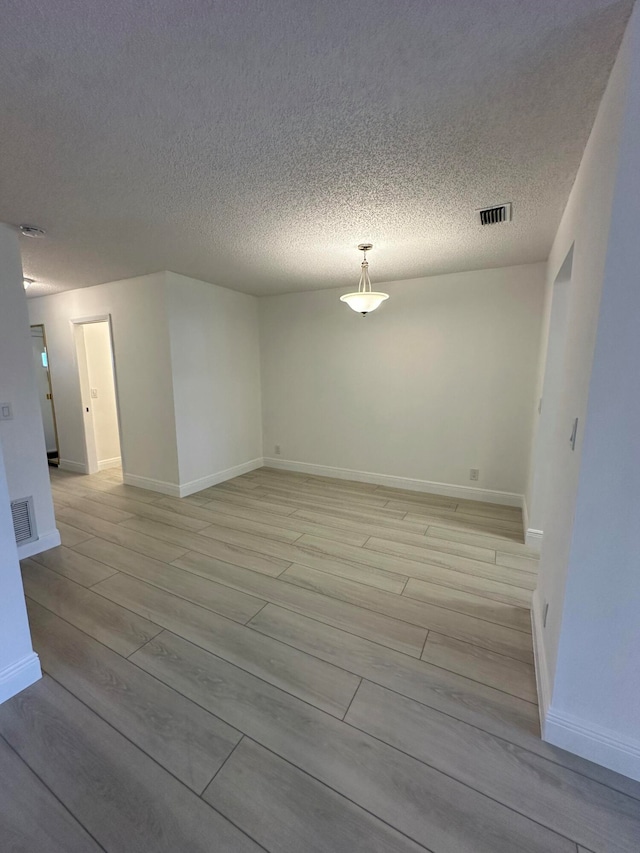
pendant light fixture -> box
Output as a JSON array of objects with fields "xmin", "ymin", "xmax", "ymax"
[{"xmin": 340, "ymin": 243, "xmax": 389, "ymax": 315}]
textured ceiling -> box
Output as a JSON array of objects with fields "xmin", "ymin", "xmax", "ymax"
[{"xmin": 0, "ymin": 0, "xmax": 634, "ymax": 297}]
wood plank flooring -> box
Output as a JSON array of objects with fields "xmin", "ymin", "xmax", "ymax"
[{"xmin": 2, "ymin": 465, "xmax": 639, "ymax": 853}]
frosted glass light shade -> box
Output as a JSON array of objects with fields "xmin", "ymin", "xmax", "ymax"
[{"xmin": 340, "ymin": 291, "xmax": 389, "ymax": 314}]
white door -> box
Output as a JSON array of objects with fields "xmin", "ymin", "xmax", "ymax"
[{"xmin": 30, "ymin": 325, "xmax": 59, "ymax": 462}]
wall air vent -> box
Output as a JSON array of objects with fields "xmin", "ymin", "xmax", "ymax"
[
  {"xmin": 11, "ymin": 497, "xmax": 37, "ymax": 545},
  {"xmin": 478, "ymin": 203, "xmax": 512, "ymax": 226}
]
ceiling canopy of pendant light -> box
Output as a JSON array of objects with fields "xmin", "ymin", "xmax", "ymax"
[{"xmin": 340, "ymin": 243, "xmax": 389, "ymax": 315}]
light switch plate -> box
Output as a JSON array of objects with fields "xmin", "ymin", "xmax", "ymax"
[
  {"xmin": 90, "ymin": 388, "xmax": 98, "ymax": 398},
  {"xmin": 0, "ymin": 402, "xmax": 13, "ymax": 420}
]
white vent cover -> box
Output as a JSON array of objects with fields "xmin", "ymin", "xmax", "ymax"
[
  {"xmin": 478, "ymin": 202, "xmax": 512, "ymax": 225},
  {"xmin": 11, "ymin": 496, "xmax": 37, "ymax": 545}
]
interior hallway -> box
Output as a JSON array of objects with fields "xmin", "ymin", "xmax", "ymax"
[{"xmin": 1, "ymin": 466, "xmax": 639, "ymax": 852}]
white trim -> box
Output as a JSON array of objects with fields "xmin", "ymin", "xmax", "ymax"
[
  {"xmin": 122, "ymin": 458, "xmax": 264, "ymax": 498},
  {"xmin": 121, "ymin": 473, "xmax": 181, "ymax": 497},
  {"xmin": 544, "ymin": 708, "xmax": 640, "ymax": 783},
  {"xmin": 98, "ymin": 456, "xmax": 122, "ymax": 471},
  {"xmin": 522, "ymin": 490, "xmax": 543, "ymax": 550},
  {"xmin": 532, "ymin": 559, "xmax": 640, "ymax": 781},
  {"xmin": 17, "ymin": 529, "xmax": 61, "ymax": 559},
  {"xmin": 70, "ymin": 314, "xmax": 126, "ymax": 477},
  {"xmin": 0, "ymin": 652, "xmax": 42, "ymax": 705},
  {"xmin": 262, "ymin": 458, "xmax": 523, "ymax": 507},
  {"xmin": 59, "ymin": 459, "xmax": 88, "ymax": 474},
  {"xmin": 525, "ymin": 528, "xmax": 544, "ymax": 550},
  {"xmin": 178, "ymin": 458, "xmax": 264, "ymax": 497},
  {"xmin": 531, "ymin": 589, "xmax": 551, "ymax": 727},
  {"xmin": 522, "ymin": 495, "xmax": 529, "ymax": 539},
  {"xmin": 69, "ymin": 314, "xmax": 111, "ymax": 325}
]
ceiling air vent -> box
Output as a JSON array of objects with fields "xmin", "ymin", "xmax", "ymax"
[
  {"xmin": 479, "ymin": 203, "xmax": 512, "ymax": 226},
  {"xmin": 11, "ymin": 497, "xmax": 37, "ymax": 545}
]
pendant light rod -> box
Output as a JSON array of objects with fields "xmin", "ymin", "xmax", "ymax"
[{"xmin": 358, "ymin": 243, "xmax": 373, "ymax": 293}]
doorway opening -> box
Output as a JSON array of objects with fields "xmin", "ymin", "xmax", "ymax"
[
  {"xmin": 72, "ymin": 316, "xmax": 123, "ymax": 480},
  {"xmin": 528, "ymin": 243, "xmax": 574, "ymax": 538},
  {"xmin": 30, "ymin": 324, "xmax": 60, "ymax": 467}
]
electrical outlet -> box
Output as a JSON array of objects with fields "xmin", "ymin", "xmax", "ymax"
[
  {"xmin": 274, "ymin": 444, "xmax": 281, "ymax": 456},
  {"xmin": 469, "ymin": 468, "xmax": 479, "ymax": 481},
  {"xmin": 543, "ymin": 601, "xmax": 549, "ymax": 628},
  {"xmin": 0, "ymin": 402, "xmax": 13, "ymax": 420}
]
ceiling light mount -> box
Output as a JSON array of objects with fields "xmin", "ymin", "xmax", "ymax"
[
  {"xmin": 19, "ymin": 224, "xmax": 47, "ymax": 238},
  {"xmin": 340, "ymin": 243, "xmax": 389, "ymax": 316}
]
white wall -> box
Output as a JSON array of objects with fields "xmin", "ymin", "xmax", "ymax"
[
  {"xmin": 0, "ymin": 224, "xmax": 59, "ymax": 557},
  {"xmin": 0, "ymin": 437, "xmax": 41, "ymax": 703},
  {"xmin": 28, "ymin": 273, "xmax": 180, "ymax": 490},
  {"xmin": 259, "ymin": 263, "xmax": 545, "ymax": 502},
  {"xmin": 83, "ymin": 322, "xmax": 121, "ymax": 467},
  {"xmin": 28, "ymin": 271, "xmax": 263, "ymax": 496},
  {"xmin": 530, "ymin": 5, "xmax": 640, "ymax": 781},
  {"xmin": 545, "ymin": 5, "xmax": 640, "ymax": 781},
  {"xmin": 530, "ymin": 10, "xmax": 630, "ymax": 698},
  {"xmin": 165, "ymin": 272, "xmax": 263, "ymax": 495}
]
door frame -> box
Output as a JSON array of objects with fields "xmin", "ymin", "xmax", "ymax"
[
  {"xmin": 30, "ymin": 322, "xmax": 61, "ymax": 464},
  {"xmin": 526, "ymin": 243, "xmax": 574, "ymax": 544},
  {"xmin": 70, "ymin": 314, "xmax": 125, "ymax": 475}
]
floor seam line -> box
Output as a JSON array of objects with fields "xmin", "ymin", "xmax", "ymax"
[
  {"xmin": 341, "ymin": 676, "xmax": 364, "ymax": 722},
  {"xmin": 24, "ymin": 592, "xmax": 161, "ymax": 661},
  {"xmin": 275, "ymin": 571, "xmax": 534, "ymax": 662},
  {"xmin": 27, "ymin": 675, "xmax": 270, "ymax": 852},
  {"xmin": 199, "ymin": 734, "xmax": 245, "ymax": 793},
  {"xmin": 341, "ymin": 716, "xmax": 585, "ymax": 849},
  {"xmin": 0, "ymin": 730, "xmax": 109, "ymax": 852}
]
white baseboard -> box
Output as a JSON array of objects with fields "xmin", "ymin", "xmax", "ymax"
[
  {"xmin": 544, "ymin": 708, "xmax": 640, "ymax": 783},
  {"xmin": 59, "ymin": 459, "xmax": 88, "ymax": 474},
  {"xmin": 122, "ymin": 472, "xmax": 181, "ymax": 497},
  {"xmin": 262, "ymin": 458, "xmax": 523, "ymax": 507},
  {"xmin": 122, "ymin": 459, "xmax": 264, "ymax": 498},
  {"xmin": 525, "ymin": 528, "xmax": 543, "ymax": 549},
  {"xmin": 178, "ymin": 458, "xmax": 264, "ymax": 497},
  {"xmin": 17, "ymin": 529, "xmax": 62, "ymax": 559},
  {"xmin": 98, "ymin": 456, "xmax": 122, "ymax": 471},
  {"xmin": 533, "ymin": 586, "xmax": 640, "ymax": 782},
  {"xmin": 0, "ymin": 652, "xmax": 42, "ymax": 705},
  {"xmin": 522, "ymin": 494, "xmax": 543, "ymax": 549},
  {"xmin": 531, "ymin": 589, "xmax": 551, "ymax": 728},
  {"xmin": 522, "ymin": 496, "xmax": 529, "ymax": 540}
]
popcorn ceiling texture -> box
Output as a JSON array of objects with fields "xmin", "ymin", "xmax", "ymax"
[{"xmin": 0, "ymin": 0, "xmax": 633, "ymax": 297}]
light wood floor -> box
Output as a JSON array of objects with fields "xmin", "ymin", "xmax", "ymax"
[{"xmin": 2, "ymin": 466, "xmax": 640, "ymax": 852}]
